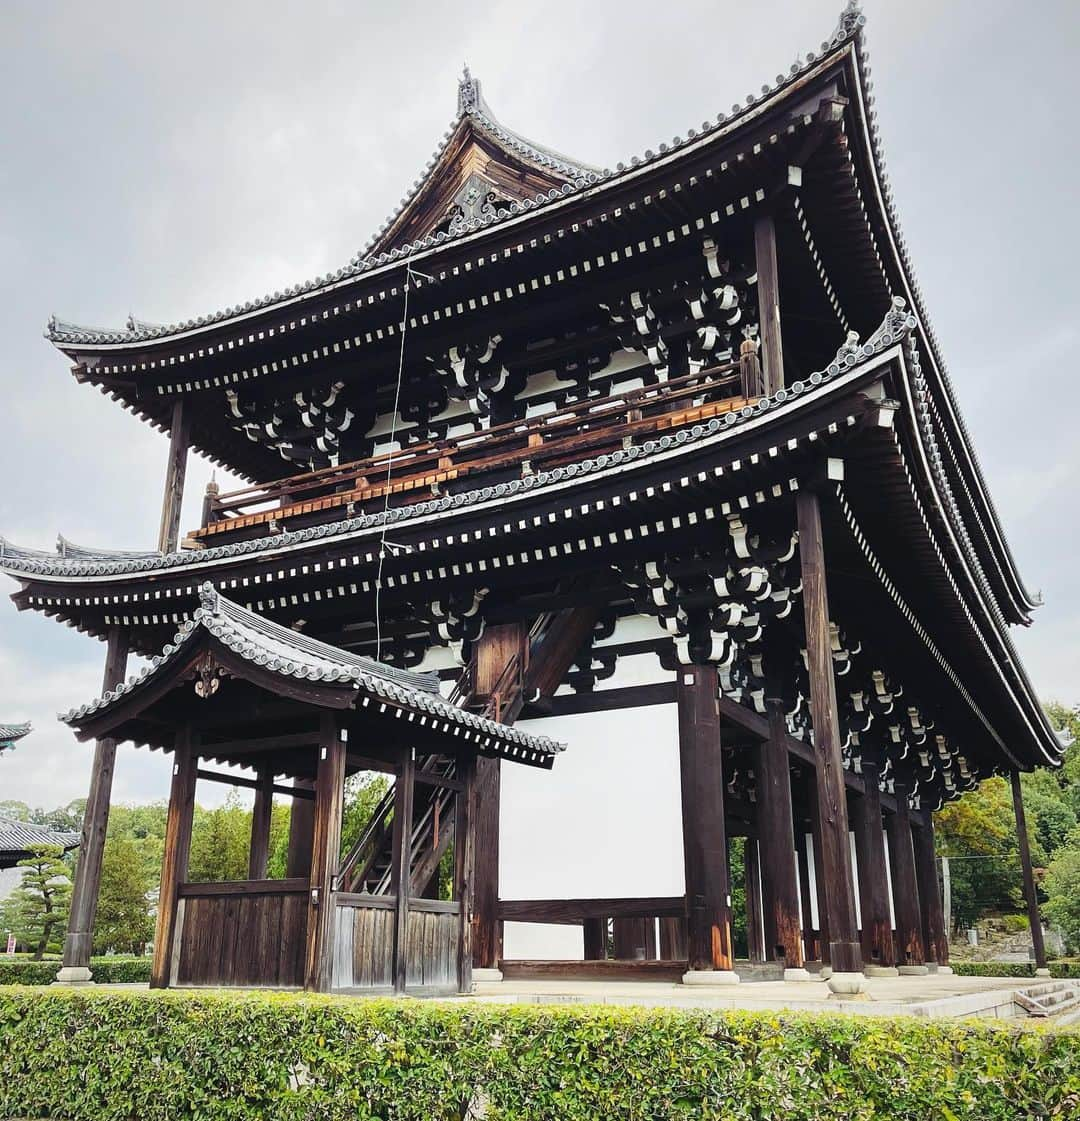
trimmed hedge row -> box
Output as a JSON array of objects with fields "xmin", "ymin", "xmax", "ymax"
[
  {"xmin": 952, "ymin": 960, "xmax": 1080, "ymax": 979},
  {"xmin": 1, "ymin": 988, "xmax": 1078, "ymax": 1120},
  {"xmin": 0, "ymin": 956, "xmax": 151, "ymax": 986}
]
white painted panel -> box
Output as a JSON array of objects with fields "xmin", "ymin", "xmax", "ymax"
[{"xmin": 500, "ymin": 703, "xmax": 684, "ymax": 959}]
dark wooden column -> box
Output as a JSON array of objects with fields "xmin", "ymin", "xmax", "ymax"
[
  {"xmin": 853, "ymin": 758, "xmax": 896, "ymax": 972},
  {"xmin": 754, "ymin": 214, "xmax": 784, "ymax": 394},
  {"xmin": 583, "ymin": 918, "xmax": 608, "ymax": 960},
  {"xmin": 286, "ymin": 778, "xmax": 315, "ymax": 878},
  {"xmin": 157, "ymin": 399, "xmax": 191, "ymax": 554},
  {"xmin": 807, "ymin": 771, "xmax": 830, "ymax": 966},
  {"xmin": 794, "ymin": 826, "xmax": 817, "ymax": 961},
  {"xmin": 913, "ymin": 815, "xmax": 949, "ymax": 970},
  {"xmin": 150, "ymin": 727, "xmax": 198, "ymax": 988},
  {"xmin": 744, "ymin": 839, "xmax": 766, "ymax": 964},
  {"xmin": 454, "ymin": 753, "xmax": 476, "ymax": 993},
  {"xmin": 614, "ymin": 918, "xmax": 657, "ymax": 960},
  {"xmin": 58, "ymin": 627, "xmax": 130, "ymax": 982},
  {"xmin": 471, "ymin": 754, "xmax": 502, "ymax": 972},
  {"xmin": 796, "ymin": 489, "xmax": 862, "ymax": 985},
  {"xmin": 677, "ymin": 664, "xmax": 736, "ymax": 981},
  {"xmin": 390, "ymin": 747, "xmax": 416, "ymax": 994},
  {"xmin": 659, "ymin": 917, "xmax": 687, "ymax": 960},
  {"xmin": 248, "ymin": 768, "xmax": 274, "ymax": 880},
  {"xmin": 1010, "ymin": 770, "xmax": 1048, "ymax": 973},
  {"xmin": 885, "ymin": 783, "xmax": 925, "ymax": 971},
  {"xmin": 304, "ymin": 716, "xmax": 346, "ymax": 992},
  {"xmin": 757, "ymin": 699, "xmax": 804, "ymax": 971}
]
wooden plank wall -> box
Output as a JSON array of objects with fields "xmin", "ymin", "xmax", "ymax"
[
  {"xmin": 332, "ymin": 898, "xmax": 394, "ymax": 990},
  {"xmin": 405, "ymin": 902, "xmax": 461, "ymax": 990},
  {"xmin": 174, "ymin": 882, "xmax": 306, "ymax": 988}
]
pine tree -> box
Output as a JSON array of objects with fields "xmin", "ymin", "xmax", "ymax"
[{"xmin": 10, "ymin": 845, "xmax": 72, "ymax": 960}]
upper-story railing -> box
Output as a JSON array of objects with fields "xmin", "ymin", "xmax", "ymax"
[{"xmin": 190, "ymin": 351, "xmax": 762, "ymax": 545}]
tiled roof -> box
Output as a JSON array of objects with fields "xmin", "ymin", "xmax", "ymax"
[
  {"xmin": 3, "ymin": 300, "xmax": 915, "ymax": 580},
  {"xmin": 43, "ymin": 5, "xmax": 864, "ymax": 348},
  {"xmin": 0, "ymin": 722, "xmax": 31, "ymax": 751},
  {"xmin": 59, "ymin": 584, "xmax": 563, "ymax": 766},
  {"xmin": 0, "ymin": 816, "xmax": 79, "ymax": 854}
]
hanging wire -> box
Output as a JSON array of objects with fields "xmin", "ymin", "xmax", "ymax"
[{"xmin": 374, "ymin": 262, "xmax": 432, "ymax": 660}]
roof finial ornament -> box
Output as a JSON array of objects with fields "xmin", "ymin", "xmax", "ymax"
[
  {"xmin": 458, "ymin": 64, "xmax": 481, "ymax": 115},
  {"xmin": 832, "ymin": 0, "xmax": 865, "ymax": 46},
  {"xmin": 198, "ymin": 581, "xmax": 221, "ymax": 616}
]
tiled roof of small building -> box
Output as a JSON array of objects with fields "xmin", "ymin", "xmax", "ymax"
[
  {"xmin": 0, "ymin": 722, "xmax": 31, "ymax": 752},
  {"xmin": 59, "ymin": 584, "xmax": 564, "ymax": 766},
  {"xmin": 0, "ymin": 816, "xmax": 79, "ymax": 855}
]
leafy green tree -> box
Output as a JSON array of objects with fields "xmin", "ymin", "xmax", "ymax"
[
  {"xmin": 1044, "ymin": 847, "xmax": 1080, "ymax": 953},
  {"xmin": 188, "ymin": 792, "xmax": 253, "ymax": 882},
  {"xmin": 6, "ymin": 846, "xmax": 72, "ymax": 959},
  {"xmin": 340, "ymin": 772, "xmax": 391, "ymax": 860},
  {"xmin": 94, "ymin": 835, "xmax": 153, "ymax": 955}
]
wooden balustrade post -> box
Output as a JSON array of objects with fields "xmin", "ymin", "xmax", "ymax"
[
  {"xmin": 677, "ymin": 663, "xmax": 738, "ymax": 985},
  {"xmin": 1011, "ymin": 771, "xmax": 1049, "ymax": 975},
  {"xmin": 797, "ymin": 487, "xmax": 863, "ymax": 991},
  {"xmin": 304, "ymin": 716, "xmax": 346, "ymax": 992},
  {"xmin": 150, "ymin": 726, "xmax": 198, "ymax": 989},
  {"xmin": 57, "ymin": 627, "xmax": 130, "ymax": 984},
  {"xmin": 158, "ymin": 399, "xmax": 191, "ymax": 553}
]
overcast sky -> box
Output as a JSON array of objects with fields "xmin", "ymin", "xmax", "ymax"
[{"xmin": 1, "ymin": 0, "xmax": 1078, "ymax": 820}]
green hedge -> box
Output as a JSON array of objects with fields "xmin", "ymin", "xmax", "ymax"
[
  {"xmin": 952, "ymin": 960, "xmax": 1080, "ymax": 979},
  {"xmin": 1, "ymin": 989, "xmax": 1078, "ymax": 1120},
  {"xmin": 0, "ymin": 956, "xmax": 151, "ymax": 986}
]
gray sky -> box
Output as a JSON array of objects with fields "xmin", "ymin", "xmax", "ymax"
[{"xmin": 1, "ymin": 0, "xmax": 1078, "ymax": 815}]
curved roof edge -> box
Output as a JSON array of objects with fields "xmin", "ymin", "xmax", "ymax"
[
  {"xmin": 4, "ymin": 297, "xmax": 916, "ymax": 581},
  {"xmin": 59, "ymin": 584, "xmax": 563, "ymax": 764},
  {"xmin": 0, "ymin": 722, "xmax": 32, "ymax": 750},
  {"xmin": 43, "ymin": 5, "xmax": 863, "ymax": 348}
]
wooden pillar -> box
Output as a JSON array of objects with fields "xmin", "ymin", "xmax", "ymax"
[
  {"xmin": 794, "ymin": 827, "xmax": 817, "ymax": 961},
  {"xmin": 807, "ymin": 779, "xmax": 830, "ymax": 965},
  {"xmin": 757, "ymin": 700, "xmax": 804, "ymax": 970},
  {"xmin": 304, "ymin": 717, "xmax": 346, "ymax": 992},
  {"xmin": 613, "ymin": 918, "xmax": 656, "ymax": 960},
  {"xmin": 583, "ymin": 918, "xmax": 607, "ymax": 960},
  {"xmin": 454, "ymin": 753, "xmax": 476, "ymax": 993},
  {"xmin": 150, "ymin": 727, "xmax": 198, "ymax": 988},
  {"xmin": 754, "ymin": 214, "xmax": 784, "ymax": 394},
  {"xmin": 248, "ymin": 768, "xmax": 274, "ymax": 880},
  {"xmin": 885, "ymin": 783, "xmax": 925, "ymax": 971},
  {"xmin": 914, "ymin": 815, "xmax": 949, "ymax": 969},
  {"xmin": 853, "ymin": 758, "xmax": 896, "ymax": 970},
  {"xmin": 58, "ymin": 627, "xmax": 130, "ymax": 982},
  {"xmin": 1010, "ymin": 771, "xmax": 1048, "ymax": 972},
  {"xmin": 286, "ymin": 779, "xmax": 315, "ymax": 878},
  {"xmin": 744, "ymin": 839, "xmax": 766, "ymax": 964},
  {"xmin": 677, "ymin": 663, "xmax": 736, "ymax": 980},
  {"xmin": 659, "ymin": 917, "xmax": 687, "ymax": 961},
  {"xmin": 797, "ymin": 489, "xmax": 862, "ymax": 984},
  {"xmin": 157, "ymin": 399, "xmax": 191, "ymax": 554},
  {"xmin": 471, "ymin": 754, "xmax": 502, "ymax": 972},
  {"xmin": 390, "ymin": 747, "xmax": 416, "ymax": 994}
]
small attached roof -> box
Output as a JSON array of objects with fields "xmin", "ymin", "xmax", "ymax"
[
  {"xmin": 0, "ymin": 722, "xmax": 31, "ymax": 753},
  {"xmin": 0, "ymin": 816, "xmax": 79, "ymax": 868},
  {"xmin": 60, "ymin": 584, "xmax": 563, "ymax": 770}
]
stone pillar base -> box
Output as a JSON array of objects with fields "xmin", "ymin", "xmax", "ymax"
[
  {"xmin": 54, "ymin": 966, "xmax": 94, "ymax": 986},
  {"xmin": 682, "ymin": 969, "xmax": 740, "ymax": 986},
  {"xmin": 898, "ymin": 964, "xmax": 929, "ymax": 976},
  {"xmin": 782, "ymin": 967, "xmax": 817, "ymax": 982},
  {"xmin": 472, "ymin": 968, "xmax": 504, "ymax": 984},
  {"xmin": 936, "ymin": 965, "xmax": 953, "ymax": 975},
  {"xmin": 865, "ymin": 965, "xmax": 899, "ymax": 978},
  {"xmin": 818, "ymin": 965, "xmax": 833, "ymax": 980},
  {"xmin": 1034, "ymin": 967, "xmax": 1052, "ymax": 978},
  {"xmin": 826, "ymin": 971, "xmax": 865, "ymax": 995}
]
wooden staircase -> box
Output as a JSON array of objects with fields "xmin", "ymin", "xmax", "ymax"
[{"xmin": 338, "ymin": 598, "xmax": 596, "ymax": 897}]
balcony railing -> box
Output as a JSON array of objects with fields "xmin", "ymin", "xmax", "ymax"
[{"xmin": 190, "ymin": 354, "xmax": 760, "ymax": 545}]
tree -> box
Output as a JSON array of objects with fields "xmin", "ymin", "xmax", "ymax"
[
  {"xmin": 1044, "ymin": 847, "xmax": 1080, "ymax": 953},
  {"xmin": 188, "ymin": 792, "xmax": 252, "ymax": 882},
  {"xmin": 94, "ymin": 835, "xmax": 153, "ymax": 955},
  {"xmin": 6, "ymin": 846, "xmax": 72, "ymax": 959},
  {"xmin": 340, "ymin": 772, "xmax": 391, "ymax": 860}
]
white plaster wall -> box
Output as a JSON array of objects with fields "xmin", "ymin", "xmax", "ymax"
[{"xmin": 500, "ymin": 701, "xmax": 684, "ymax": 960}]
